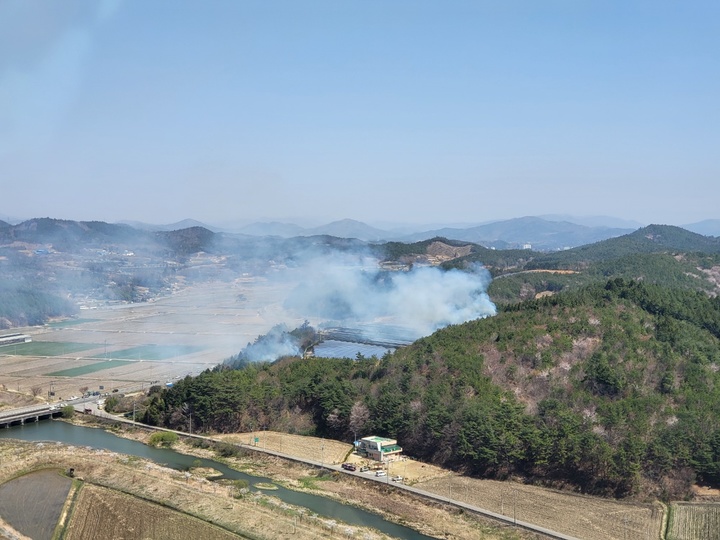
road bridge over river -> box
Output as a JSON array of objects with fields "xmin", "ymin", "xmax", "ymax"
[{"xmin": 1, "ymin": 404, "xmax": 578, "ymax": 540}]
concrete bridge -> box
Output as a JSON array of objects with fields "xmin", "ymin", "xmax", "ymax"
[
  {"xmin": 0, "ymin": 405, "xmax": 64, "ymax": 428},
  {"xmin": 0, "ymin": 395, "xmax": 97, "ymax": 428},
  {"xmin": 319, "ymin": 326, "xmax": 416, "ymax": 349}
]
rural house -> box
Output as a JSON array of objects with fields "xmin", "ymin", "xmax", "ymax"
[{"xmin": 357, "ymin": 436, "xmax": 403, "ymax": 461}]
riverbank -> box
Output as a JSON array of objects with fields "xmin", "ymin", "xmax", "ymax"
[
  {"xmin": 0, "ymin": 437, "xmax": 409, "ymax": 540},
  {"xmin": 67, "ymin": 415, "xmax": 536, "ymax": 540}
]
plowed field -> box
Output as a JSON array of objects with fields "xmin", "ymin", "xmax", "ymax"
[
  {"xmin": 65, "ymin": 484, "xmax": 241, "ymax": 540},
  {"xmin": 667, "ymin": 502, "xmax": 720, "ymax": 540},
  {"xmin": 416, "ymin": 475, "xmax": 663, "ymax": 540}
]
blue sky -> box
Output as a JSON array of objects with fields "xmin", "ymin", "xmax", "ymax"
[{"xmin": 1, "ymin": 1, "xmax": 718, "ymax": 227}]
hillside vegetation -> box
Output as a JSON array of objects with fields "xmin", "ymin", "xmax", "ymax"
[
  {"xmin": 144, "ymin": 278, "xmax": 720, "ymax": 500},
  {"xmin": 440, "ymin": 225, "xmax": 720, "ymax": 304}
]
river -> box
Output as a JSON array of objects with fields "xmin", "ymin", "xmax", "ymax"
[{"xmin": 0, "ymin": 420, "xmax": 436, "ymax": 540}]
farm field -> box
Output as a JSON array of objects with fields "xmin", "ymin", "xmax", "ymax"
[
  {"xmin": 415, "ymin": 475, "xmax": 663, "ymax": 540},
  {"xmin": 0, "ymin": 469, "xmax": 72, "ymax": 540},
  {"xmin": 667, "ymin": 502, "xmax": 720, "ymax": 540},
  {"xmin": 110, "ymin": 344, "xmax": 206, "ymax": 360},
  {"xmin": 217, "ymin": 430, "xmax": 663, "ymax": 540},
  {"xmin": 65, "ymin": 484, "xmax": 242, "ymax": 540},
  {"xmin": 0, "ymin": 436, "xmax": 512, "ymax": 540},
  {"xmin": 0, "ymin": 341, "xmax": 102, "ymax": 356},
  {"xmin": 218, "ymin": 431, "xmax": 353, "ymax": 465},
  {"xmin": 0, "ymin": 279, "xmax": 306, "ymax": 401},
  {"xmin": 47, "ymin": 359, "xmax": 135, "ymax": 377}
]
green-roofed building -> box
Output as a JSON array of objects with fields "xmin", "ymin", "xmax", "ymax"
[{"xmin": 357, "ymin": 436, "xmax": 403, "ymax": 462}]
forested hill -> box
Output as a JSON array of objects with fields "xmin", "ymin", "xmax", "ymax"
[
  {"xmin": 144, "ymin": 278, "xmax": 720, "ymax": 500},
  {"xmin": 444, "ymin": 224, "xmax": 720, "ymax": 277},
  {"xmin": 439, "ymin": 225, "xmax": 720, "ymax": 305},
  {"xmin": 527, "ymin": 224, "xmax": 720, "ymax": 269}
]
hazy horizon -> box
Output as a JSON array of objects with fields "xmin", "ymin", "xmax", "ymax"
[{"xmin": 2, "ymin": 1, "xmax": 718, "ymax": 227}]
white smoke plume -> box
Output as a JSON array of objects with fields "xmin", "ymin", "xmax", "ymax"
[
  {"xmin": 283, "ymin": 252, "xmax": 496, "ymax": 340},
  {"xmin": 232, "ymin": 324, "xmax": 301, "ymax": 363}
]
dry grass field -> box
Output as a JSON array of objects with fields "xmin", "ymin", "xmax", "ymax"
[
  {"xmin": 0, "ymin": 438, "xmax": 406, "ymax": 540},
  {"xmin": 218, "ymin": 431, "xmax": 353, "ymax": 465},
  {"xmin": 667, "ymin": 502, "xmax": 720, "ymax": 540},
  {"xmin": 0, "ymin": 389, "xmax": 37, "ymax": 412},
  {"xmin": 415, "ymin": 475, "xmax": 663, "ymax": 540},
  {"xmin": 65, "ymin": 484, "xmax": 241, "ymax": 540},
  {"xmin": 215, "ymin": 430, "xmax": 664, "ymax": 540}
]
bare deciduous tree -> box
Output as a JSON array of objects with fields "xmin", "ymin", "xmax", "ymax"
[
  {"xmin": 349, "ymin": 401, "xmax": 370, "ymax": 442},
  {"xmin": 30, "ymin": 385, "xmax": 43, "ymax": 397}
]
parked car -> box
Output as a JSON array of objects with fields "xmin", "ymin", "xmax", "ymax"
[
  {"xmin": 391, "ymin": 475, "xmax": 404, "ymax": 482},
  {"xmin": 359, "ymin": 466, "xmax": 370, "ymax": 472},
  {"xmin": 375, "ymin": 470, "xmax": 387, "ymax": 477}
]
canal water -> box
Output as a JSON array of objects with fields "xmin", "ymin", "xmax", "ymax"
[{"xmin": 0, "ymin": 421, "xmax": 436, "ymax": 540}]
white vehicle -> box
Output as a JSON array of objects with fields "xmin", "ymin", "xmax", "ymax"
[
  {"xmin": 375, "ymin": 470, "xmax": 387, "ymax": 477},
  {"xmin": 391, "ymin": 475, "xmax": 404, "ymax": 482}
]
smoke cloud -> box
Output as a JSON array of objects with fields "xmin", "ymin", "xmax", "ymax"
[
  {"xmin": 283, "ymin": 252, "xmax": 496, "ymax": 340},
  {"xmin": 231, "ymin": 324, "xmax": 301, "ymax": 363}
]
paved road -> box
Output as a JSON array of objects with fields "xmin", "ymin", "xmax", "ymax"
[
  {"xmin": 0, "ymin": 396, "xmax": 96, "ymax": 422},
  {"xmin": 0, "ymin": 403, "xmax": 579, "ymax": 540}
]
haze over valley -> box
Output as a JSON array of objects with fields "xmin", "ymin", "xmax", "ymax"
[{"xmin": 2, "ymin": 2, "xmax": 720, "ymax": 539}]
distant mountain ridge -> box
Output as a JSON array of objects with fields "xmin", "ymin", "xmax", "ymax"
[
  {"xmin": 682, "ymin": 219, "xmax": 720, "ymax": 237},
  {"xmin": 231, "ymin": 216, "xmax": 640, "ymax": 250},
  {"xmin": 6, "ymin": 216, "xmax": 720, "ymax": 253},
  {"xmin": 397, "ymin": 216, "xmax": 635, "ymax": 250}
]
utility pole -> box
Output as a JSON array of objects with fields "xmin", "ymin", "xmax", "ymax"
[
  {"xmin": 189, "ymin": 413, "xmax": 192, "ymax": 435},
  {"xmin": 623, "ymin": 513, "xmax": 628, "ymax": 540},
  {"xmin": 132, "ymin": 402, "xmax": 136, "ymax": 422}
]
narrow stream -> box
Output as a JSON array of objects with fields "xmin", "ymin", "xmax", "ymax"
[{"xmin": 0, "ymin": 420, "xmax": 436, "ymax": 540}]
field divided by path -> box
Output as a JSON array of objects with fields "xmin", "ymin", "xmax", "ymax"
[
  {"xmin": 0, "ymin": 341, "xmax": 103, "ymax": 357},
  {"xmin": 110, "ymin": 344, "xmax": 206, "ymax": 360},
  {"xmin": 47, "ymin": 359, "xmax": 136, "ymax": 377}
]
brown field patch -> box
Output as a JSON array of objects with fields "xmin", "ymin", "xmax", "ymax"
[
  {"xmin": 0, "ymin": 389, "xmax": 38, "ymax": 411},
  {"xmin": 667, "ymin": 502, "xmax": 720, "ymax": 540},
  {"xmin": 415, "ymin": 474, "xmax": 663, "ymax": 540},
  {"xmin": 0, "ymin": 439, "xmax": 401, "ymax": 540},
  {"xmin": 191, "ymin": 429, "xmax": 666, "ymax": 540},
  {"xmin": 65, "ymin": 484, "xmax": 240, "ymax": 540},
  {"xmin": 218, "ymin": 431, "xmax": 353, "ymax": 465}
]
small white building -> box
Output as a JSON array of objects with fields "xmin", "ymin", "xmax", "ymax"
[
  {"xmin": 0, "ymin": 333, "xmax": 32, "ymax": 347},
  {"xmin": 357, "ymin": 436, "xmax": 403, "ymax": 462}
]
